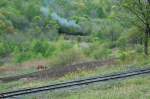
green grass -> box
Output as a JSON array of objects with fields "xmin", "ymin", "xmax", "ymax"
[
  {"xmin": 0, "ymin": 55, "xmax": 150, "ymax": 98},
  {"xmin": 22, "ymin": 75, "xmax": 150, "ymax": 99},
  {"xmin": 0, "ymin": 62, "xmax": 149, "ymax": 92}
]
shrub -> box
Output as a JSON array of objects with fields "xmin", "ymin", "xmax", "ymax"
[
  {"xmin": 118, "ymin": 51, "xmax": 128, "ymax": 61},
  {"xmin": 116, "ymin": 36, "xmax": 128, "ymax": 49},
  {"xmin": 86, "ymin": 41, "xmax": 112, "ymax": 60},
  {"xmin": 90, "ymin": 47, "xmax": 111, "ymax": 60},
  {"xmin": 115, "ymin": 50, "xmax": 140, "ymax": 63},
  {"xmin": 44, "ymin": 43, "xmax": 56, "ymax": 57},
  {"xmin": 52, "ymin": 48, "xmax": 86, "ymax": 66},
  {"xmin": 135, "ymin": 44, "xmax": 143, "ymax": 53},
  {"xmin": 53, "ymin": 37, "xmax": 73, "ymax": 56},
  {"xmin": 30, "ymin": 40, "xmax": 56, "ymax": 57},
  {"xmin": 0, "ymin": 42, "xmax": 10, "ymax": 56},
  {"xmin": 14, "ymin": 52, "xmax": 32, "ymax": 63}
]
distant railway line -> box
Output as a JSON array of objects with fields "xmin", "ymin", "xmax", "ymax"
[
  {"xmin": 0, "ymin": 59, "xmax": 115, "ymax": 82},
  {"xmin": 0, "ymin": 67, "xmax": 150, "ymax": 99}
]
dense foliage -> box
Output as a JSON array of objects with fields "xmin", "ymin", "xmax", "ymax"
[{"xmin": 0, "ymin": 0, "xmax": 149, "ymax": 64}]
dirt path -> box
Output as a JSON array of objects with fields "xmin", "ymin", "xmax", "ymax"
[{"xmin": 0, "ymin": 59, "xmax": 116, "ymax": 83}]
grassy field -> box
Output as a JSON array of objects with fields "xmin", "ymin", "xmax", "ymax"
[
  {"xmin": 23, "ymin": 75, "xmax": 150, "ymax": 99},
  {"xmin": 0, "ymin": 55, "xmax": 150, "ymax": 99},
  {"xmin": 0, "ymin": 61, "xmax": 149, "ymax": 94}
]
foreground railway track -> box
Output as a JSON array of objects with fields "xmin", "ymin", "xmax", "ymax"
[{"xmin": 0, "ymin": 68, "xmax": 150, "ymax": 98}]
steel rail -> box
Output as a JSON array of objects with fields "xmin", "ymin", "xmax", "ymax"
[
  {"xmin": 1, "ymin": 67, "xmax": 148, "ymax": 94},
  {"xmin": 0, "ymin": 68, "xmax": 150, "ymax": 98}
]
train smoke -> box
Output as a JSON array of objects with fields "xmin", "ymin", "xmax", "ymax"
[
  {"xmin": 51, "ymin": 13, "xmax": 80, "ymax": 29},
  {"xmin": 41, "ymin": 0, "xmax": 81, "ymax": 29},
  {"xmin": 40, "ymin": 7, "xmax": 49, "ymax": 17}
]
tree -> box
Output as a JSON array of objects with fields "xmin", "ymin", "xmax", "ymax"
[{"xmin": 119, "ymin": 0, "xmax": 150, "ymax": 55}]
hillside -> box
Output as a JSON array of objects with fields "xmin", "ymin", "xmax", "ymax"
[{"xmin": 0, "ymin": 0, "xmax": 150, "ymax": 98}]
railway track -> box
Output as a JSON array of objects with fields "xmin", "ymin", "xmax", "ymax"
[
  {"xmin": 0, "ymin": 59, "xmax": 115, "ymax": 82},
  {"xmin": 0, "ymin": 67, "xmax": 150, "ymax": 99}
]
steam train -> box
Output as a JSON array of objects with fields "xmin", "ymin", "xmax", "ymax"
[
  {"xmin": 58, "ymin": 26, "xmax": 89, "ymax": 36},
  {"xmin": 51, "ymin": 13, "xmax": 90, "ymax": 36}
]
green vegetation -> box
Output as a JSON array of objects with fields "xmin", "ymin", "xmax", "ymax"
[
  {"xmin": 0, "ymin": 0, "xmax": 149, "ymax": 65},
  {"xmin": 0, "ymin": 0, "xmax": 150, "ymax": 98},
  {"xmin": 0, "ymin": 63, "xmax": 149, "ymax": 97},
  {"xmin": 24, "ymin": 75, "xmax": 150, "ymax": 99}
]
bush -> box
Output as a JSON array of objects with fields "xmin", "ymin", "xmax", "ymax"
[
  {"xmin": 117, "ymin": 51, "xmax": 128, "ymax": 61},
  {"xmin": 30, "ymin": 40, "xmax": 56, "ymax": 57},
  {"xmin": 135, "ymin": 44, "xmax": 143, "ymax": 53},
  {"xmin": 52, "ymin": 37, "xmax": 73, "ymax": 55},
  {"xmin": 115, "ymin": 50, "xmax": 139, "ymax": 63},
  {"xmin": 14, "ymin": 52, "xmax": 32, "ymax": 63},
  {"xmin": 0, "ymin": 42, "xmax": 10, "ymax": 56},
  {"xmin": 31, "ymin": 40, "xmax": 48, "ymax": 55},
  {"xmin": 12, "ymin": 40, "xmax": 57, "ymax": 63},
  {"xmin": 90, "ymin": 47, "xmax": 111, "ymax": 60},
  {"xmin": 85, "ymin": 41, "xmax": 112, "ymax": 60},
  {"xmin": 53, "ymin": 48, "xmax": 86, "ymax": 66},
  {"xmin": 116, "ymin": 36, "xmax": 128, "ymax": 49}
]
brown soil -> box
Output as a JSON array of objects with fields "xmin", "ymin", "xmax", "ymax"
[
  {"xmin": 0, "ymin": 67, "xmax": 17, "ymax": 73},
  {"xmin": 0, "ymin": 59, "xmax": 116, "ymax": 83},
  {"xmin": 0, "ymin": 59, "xmax": 50, "ymax": 74}
]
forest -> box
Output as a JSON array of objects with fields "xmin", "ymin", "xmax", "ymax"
[
  {"xmin": 0, "ymin": 0, "xmax": 149, "ymax": 64},
  {"xmin": 0, "ymin": 0, "xmax": 150, "ymax": 99}
]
